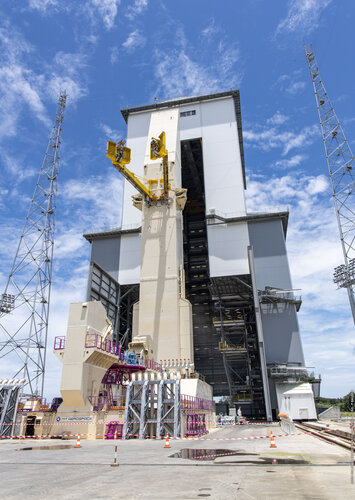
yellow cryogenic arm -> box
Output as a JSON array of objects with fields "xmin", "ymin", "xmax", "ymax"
[{"xmin": 106, "ymin": 140, "xmax": 156, "ymax": 200}]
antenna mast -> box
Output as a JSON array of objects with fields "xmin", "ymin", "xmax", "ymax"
[
  {"xmin": 0, "ymin": 92, "xmax": 67, "ymax": 398},
  {"xmin": 305, "ymin": 45, "xmax": 355, "ymax": 325}
]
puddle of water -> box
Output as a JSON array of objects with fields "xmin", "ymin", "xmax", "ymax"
[
  {"xmin": 169, "ymin": 449, "xmax": 256, "ymax": 461},
  {"xmin": 17, "ymin": 445, "xmax": 74, "ymax": 451},
  {"xmin": 169, "ymin": 449, "xmax": 309, "ymax": 464}
]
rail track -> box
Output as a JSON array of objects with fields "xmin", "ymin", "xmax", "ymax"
[{"xmin": 295, "ymin": 421, "xmax": 355, "ymax": 451}]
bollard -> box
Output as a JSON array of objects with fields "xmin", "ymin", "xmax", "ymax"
[
  {"xmin": 75, "ymin": 433, "xmax": 81, "ymax": 448},
  {"xmin": 111, "ymin": 444, "xmax": 119, "ymax": 467},
  {"xmin": 111, "ymin": 429, "xmax": 119, "ymax": 467}
]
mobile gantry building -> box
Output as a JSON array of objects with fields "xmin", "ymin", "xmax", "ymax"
[{"xmin": 84, "ymin": 90, "xmax": 318, "ymax": 421}]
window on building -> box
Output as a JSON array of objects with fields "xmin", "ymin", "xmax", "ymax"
[{"xmin": 180, "ymin": 110, "xmax": 196, "ymax": 117}]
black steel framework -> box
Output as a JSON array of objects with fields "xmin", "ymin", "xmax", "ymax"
[
  {"xmin": 86, "ymin": 261, "xmax": 138, "ymax": 346},
  {"xmin": 181, "ymin": 139, "xmax": 266, "ymax": 418}
]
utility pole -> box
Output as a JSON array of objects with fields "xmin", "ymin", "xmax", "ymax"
[
  {"xmin": 305, "ymin": 45, "xmax": 355, "ymax": 326},
  {"xmin": 0, "ymin": 92, "xmax": 67, "ymax": 399}
]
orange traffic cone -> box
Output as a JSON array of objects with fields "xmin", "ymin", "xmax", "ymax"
[
  {"xmin": 164, "ymin": 433, "xmax": 171, "ymax": 448},
  {"xmin": 269, "ymin": 434, "xmax": 277, "ymax": 448},
  {"xmin": 75, "ymin": 433, "xmax": 81, "ymax": 448}
]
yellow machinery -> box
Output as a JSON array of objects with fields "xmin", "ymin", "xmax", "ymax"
[{"xmin": 106, "ymin": 133, "xmax": 170, "ymax": 202}]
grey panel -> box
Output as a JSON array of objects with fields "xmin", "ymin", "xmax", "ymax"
[
  {"xmin": 248, "ymin": 219, "xmax": 305, "ymax": 366},
  {"xmin": 90, "ymin": 236, "xmax": 120, "ymax": 281}
]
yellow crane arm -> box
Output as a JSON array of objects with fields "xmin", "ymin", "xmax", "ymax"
[
  {"xmin": 151, "ymin": 132, "xmax": 169, "ymax": 199},
  {"xmin": 106, "ymin": 140, "xmax": 156, "ymax": 200},
  {"xmin": 112, "ymin": 162, "xmax": 156, "ymax": 200}
]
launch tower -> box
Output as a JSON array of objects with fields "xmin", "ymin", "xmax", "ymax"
[{"xmin": 84, "ymin": 90, "xmax": 317, "ymax": 420}]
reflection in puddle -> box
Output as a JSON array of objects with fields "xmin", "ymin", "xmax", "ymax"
[
  {"xmin": 17, "ymin": 445, "xmax": 74, "ymax": 451},
  {"xmin": 169, "ymin": 449, "xmax": 309, "ymax": 464},
  {"xmin": 169, "ymin": 449, "xmax": 252, "ymax": 461}
]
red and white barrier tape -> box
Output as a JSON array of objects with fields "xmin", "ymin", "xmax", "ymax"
[{"xmin": 0, "ymin": 429, "xmax": 331, "ymax": 441}]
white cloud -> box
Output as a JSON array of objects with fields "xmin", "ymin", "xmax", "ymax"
[
  {"xmin": 155, "ymin": 47, "xmax": 241, "ymax": 100},
  {"xmin": 47, "ymin": 75, "xmax": 86, "ymax": 102},
  {"xmin": 89, "ymin": 0, "xmax": 121, "ymax": 30},
  {"xmin": 99, "ymin": 123, "xmax": 122, "ymax": 142},
  {"xmin": 201, "ymin": 18, "xmax": 219, "ymax": 38},
  {"xmin": 286, "ymin": 81, "xmax": 306, "ymax": 95},
  {"xmin": 28, "ymin": 0, "xmax": 58, "ymax": 12},
  {"xmin": 0, "ymin": 24, "xmax": 88, "ymax": 143},
  {"xmin": 267, "ymin": 112, "xmax": 289, "ymax": 126},
  {"xmin": 122, "ymin": 29, "xmax": 146, "ymax": 52},
  {"xmin": 275, "ymin": 154, "xmax": 307, "ymax": 169},
  {"xmin": 244, "ymin": 123, "xmax": 319, "ymax": 156},
  {"xmin": 276, "ymin": 0, "xmax": 332, "ymax": 36},
  {"xmin": 60, "ymin": 174, "xmax": 123, "ymax": 232},
  {"xmin": 151, "ymin": 23, "xmax": 242, "ymax": 100},
  {"xmin": 0, "ymin": 147, "xmax": 37, "ymax": 180},
  {"xmin": 0, "ymin": 23, "xmax": 49, "ymax": 139},
  {"xmin": 125, "ymin": 0, "xmax": 148, "ymax": 20},
  {"xmin": 273, "ymin": 72, "xmax": 307, "ymax": 96},
  {"xmin": 48, "ymin": 52, "xmax": 88, "ymax": 101}
]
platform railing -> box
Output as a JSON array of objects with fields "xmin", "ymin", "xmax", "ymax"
[
  {"xmin": 85, "ymin": 332, "xmax": 122, "ymax": 357},
  {"xmin": 88, "ymin": 395, "xmax": 125, "ymax": 411},
  {"xmin": 181, "ymin": 395, "xmax": 213, "ymax": 411},
  {"xmin": 54, "ymin": 336, "xmax": 66, "ymax": 350}
]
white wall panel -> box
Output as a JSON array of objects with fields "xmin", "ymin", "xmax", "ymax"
[
  {"xmin": 121, "ymin": 112, "xmax": 151, "ymax": 227},
  {"xmin": 118, "ymin": 233, "xmax": 141, "ymax": 284},
  {"xmin": 207, "ymin": 222, "xmax": 250, "ymax": 277},
  {"xmin": 201, "ymin": 99, "xmax": 246, "ymax": 216}
]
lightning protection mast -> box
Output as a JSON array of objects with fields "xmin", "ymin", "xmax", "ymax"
[
  {"xmin": 0, "ymin": 92, "xmax": 67, "ymax": 398},
  {"xmin": 305, "ymin": 45, "xmax": 355, "ymax": 325}
]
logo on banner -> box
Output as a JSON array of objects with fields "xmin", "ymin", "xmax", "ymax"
[{"xmin": 55, "ymin": 416, "xmax": 93, "ymax": 423}]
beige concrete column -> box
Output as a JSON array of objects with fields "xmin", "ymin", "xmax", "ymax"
[{"xmin": 133, "ymin": 108, "xmax": 193, "ymax": 364}]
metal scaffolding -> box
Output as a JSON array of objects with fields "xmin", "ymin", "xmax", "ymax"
[
  {"xmin": 0, "ymin": 92, "xmax": 67, "ymax": 398},
  {"xmin": 122, "ymin": 376, "xmax": 181, "ymax": 439},
  {"xmin": 0, "ymin": 379, "xmax": 24, "ymax": 437},
  {"xmin": 305, "ymin": 45, "xmax": 355, "ymax": 324}
]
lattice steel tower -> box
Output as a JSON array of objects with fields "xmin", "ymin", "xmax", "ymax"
[
  {"xmin": 0, "ymin": 92, "xmax": 67, "ymax": 398},
  {"xmin": 305, "ymin": 45, "xmax": 355, "ymax": 324}
]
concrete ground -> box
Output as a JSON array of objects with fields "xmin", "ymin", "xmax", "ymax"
[{"xmin": 0, "ymin": 424, "xmax": 354, "ymax": 499}]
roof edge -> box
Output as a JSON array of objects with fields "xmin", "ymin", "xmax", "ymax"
[{"xmin": 121, "ymin": 90, "xmax": 246, "ymax": 188}]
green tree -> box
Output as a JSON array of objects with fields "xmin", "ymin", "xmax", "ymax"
[{"xmin": 341, "ymin": 391, "xmax": 355, "ymax": 412}]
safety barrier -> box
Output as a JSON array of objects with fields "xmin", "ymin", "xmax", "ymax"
[
  {"xmin": 143, "ymin": 358, "xmax": 162, "ymax": 372},
  {"xmin": 105, "ymin": 421, "xmax": 123, "ymax": 439},
  {"xmin": 185, "ymin": 414, "xmax": 207, "ymax": 436}
]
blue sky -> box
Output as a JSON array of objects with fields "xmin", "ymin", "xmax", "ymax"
[{"xmin": 0, "ymin": 0, "xmax": 354, "ymax": 400}]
